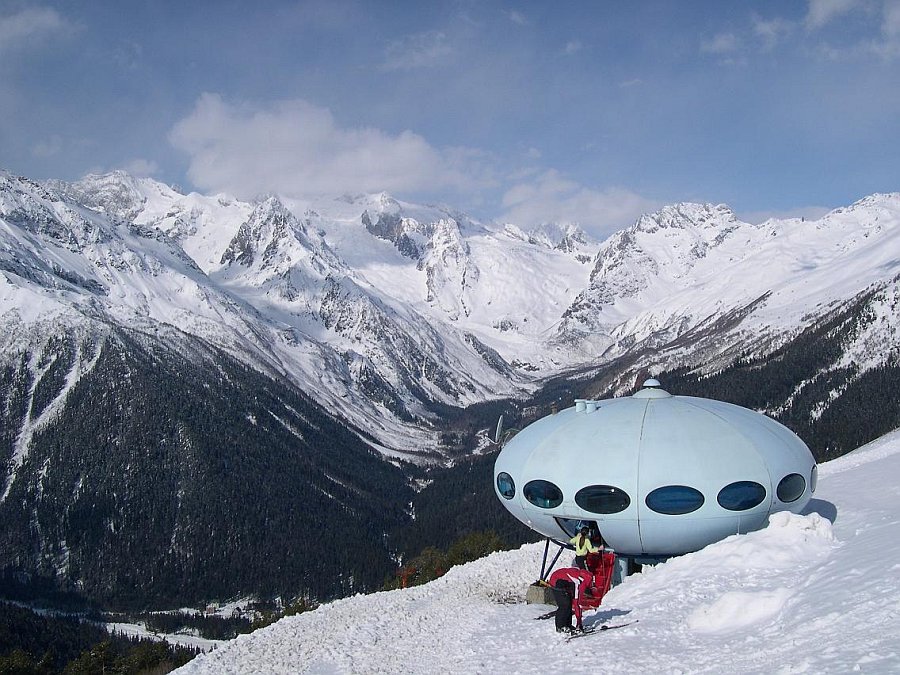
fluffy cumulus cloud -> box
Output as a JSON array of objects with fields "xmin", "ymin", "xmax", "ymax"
[
  {"xmin": 752, "ymin": 15, "xmax": 794, "ymax": 50},
  {"xmin": 508, "ymin": 10, "xmax": 527, "ymax": 26},
  {"xmin": 805, "ymin": 0, "xmax": 862, "ymax": 30},
  {"xmin": 0, "ymin": 6, "xmax": 72, "ymax": 51},
  {"xmin": 500, "ymin": 170, "xmax": 658, "ymax": 238},
  {"xmin": 885, "ymin": 0, "xmax": 900, "ymax": 36},
  {"xmin": 120, "ymin": 158, "xmax": 159, "ymax": 177},
  {"xmin": 169, "ymin": 94, "xmax": 489, "ymax": 199},
  {"xmin": 701, "ymin": 32, "xmax": 741, "ymax": 54},
  {"xmin": 698, "ymin": 2, "xmax": 900, "ymax": 61}
]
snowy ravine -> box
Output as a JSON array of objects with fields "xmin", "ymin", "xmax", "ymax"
[{"xmin": 177, "ymin": 430, "xmax": 900, "ymax": 674}]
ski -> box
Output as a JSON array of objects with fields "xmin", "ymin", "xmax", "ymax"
[
  {"xmin": 565, "ymin": 620, "xmax": 638, "ymax": 641},
  {"xmin": 534, "ymin": 609, "xmax": 558, "ymax": 620}
]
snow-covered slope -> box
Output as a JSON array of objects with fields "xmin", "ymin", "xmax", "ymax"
[
  {"xmin": 558, "ymin": 198, "xmax": 900, "ymax": 368},
  {"xmin": 283, "ymin": 192, "xmax": 598, "ymax": 371},
  {"xmin": 1, "ymin": 171, "xmax": 549, "ymax": 457},
  {"xmin": 3, "ymin": 167, "xmax": 899, "ymax": 457},
  {"xmin": 177, "ymin": 429, "xmax": 900, "ymax": 674}
]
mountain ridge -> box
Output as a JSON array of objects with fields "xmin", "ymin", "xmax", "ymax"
[{"xmin": 3, "ymin": 168, "xmax": 899, "ymax": 457}]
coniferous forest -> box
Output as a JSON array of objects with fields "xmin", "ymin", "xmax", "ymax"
[
  {"xmin": 0, "ymin": 601, "xmax": 197, "ymax": 674},
  {"xmin": 0, "ymin": 327, "xmax": 413, "ymax": 610}
]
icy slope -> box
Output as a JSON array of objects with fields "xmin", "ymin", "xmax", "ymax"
[{"xmin": 178, "ymin": 429, "xmax": 900, "ymax": 674}]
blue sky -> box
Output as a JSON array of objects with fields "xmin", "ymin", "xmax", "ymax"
[{"xmin": 1, "ymin": 0, "xmax": 898, "ymax": 237}]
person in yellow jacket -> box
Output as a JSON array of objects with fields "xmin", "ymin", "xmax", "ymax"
[{"xmin": 570, "ymin": 525, "xmax": 599, "ymax": 570}]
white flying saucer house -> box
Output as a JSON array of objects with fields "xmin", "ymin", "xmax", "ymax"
[{"xmin": 494, "ymin": 379, "xmax": 817, "ymax": 567}]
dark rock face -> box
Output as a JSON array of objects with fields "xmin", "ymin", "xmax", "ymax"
[{"xmin": 362, "ymin": 210, "xmax": 422, "ymax": 259}]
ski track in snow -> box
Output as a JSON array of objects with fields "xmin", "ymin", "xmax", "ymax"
[{"xmin": 177, "ymin": 432, "xmax": 900, "ymax": 674}]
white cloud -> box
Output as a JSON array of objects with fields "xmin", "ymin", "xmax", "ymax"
[
  {"xmin": 0, "ymin": 6, "xmax": 71, "ymax": 51},
  {"xmin": 381, "ymin": 31, "xmax": 452, "ymax": 71},
  {"xmin": 564, "ymin": 40, "xmax": 583, "ymax": 55},
  {"xmin": 31, "ymin": 135, "xmax": 62, "ymax": 158},
  {"xmin": 701, "ymin": 32, "xmax": 740, "ymax": 54},
  {"xmin": 120, "ymin": 158, "xmax": 159, "ymax": 177},
  {"xmin": 753, "ymin": 15, "xmax": 794, "ymax": 50},
  {"xmin": 883, "ymin": 0, "xmax": 900, "ymax": 36},
  {"xmin": 500, "ymin": 170, "xmax": 658, "ymax": 238},
  {"xmin": 798, "ymin": 0, "xmax": 900, "ymax": 59},
  {"xmin": 508, "ymin": 10, "xmax": 527, "ymax": 26},
  {"xmin": 805, "ymin": 0, "xmax": 861, "ymax": 30},
  {"xmin": 169, "ymin": 94, "xmax": 490, "ymax": 199},
  {"xmin": 866, "ymin": 0, "xmax": 900, "ymax": 58}
]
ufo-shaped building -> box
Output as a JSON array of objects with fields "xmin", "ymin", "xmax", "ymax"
[{"xmin": 494, "ymin": 380, "xmax": 817, "ymax": 559}]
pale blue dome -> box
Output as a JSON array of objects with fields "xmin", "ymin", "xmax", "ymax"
[{"xmin": 494, "ymin": 382, "xmax": 816, "ymax": 556}]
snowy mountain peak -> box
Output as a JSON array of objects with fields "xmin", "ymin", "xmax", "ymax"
[
  {"xmin": 361, "ymin": 209, "xmax": 425, "ymax": 259},
  {"xmin": 87, "ymin": 171, "xmax": 144, "ymax": 215},
  {"xmin": 847, "ymin": 191, "xmax": 900, "ymax": 208},
  {"xmin": 1, "ymin": 171, "xmax": 58, "ymax": 207},
  {"xmin": 220, "ymin": 196, "xmax": 312, "ymax": 268},
  {"xmin": 835, "ymin": 192, "xmax": 900, "ymax": 219},
  {"xmin": 633, "ymin": 202, "xmax": 739, "ymax": 234},
  {"xmin": 504, "ymin": 221, "xmax": 592, "ymax": 254},
  {"xmin": 3, "ymin": 166, "xmax": 899, "ymax": 459},
  {"xmin": 374, "ymin": 191, "xmax": 401, "ymax": 211},
  {"xmin": 0, "ymin": 171, "xmax": 112, "ymax": 250},
  {"xmin": 577, "ymin": 204, "xmax": 738, "ymax": 297},
  {"xmin": 336, "ymin": 191, "xmax": 401, "ymax": 213},
  {"xmin": 44, "ymin": 170, "xmax": 174, "ymax": 223}
]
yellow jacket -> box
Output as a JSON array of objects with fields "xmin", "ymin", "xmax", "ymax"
[{"xmin": 570, "ymin": 534, "xmax": 599, "ymax": 556}]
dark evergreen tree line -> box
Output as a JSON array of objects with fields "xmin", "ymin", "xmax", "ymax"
[
  {"xmin": 397, "ymin": 452, "xmax": 538, "ymax": 561},
  {"xmin": 0, "ymin": 601, "xmax": 197, "ymax": 673},
  {"xmin": 383, "ymin": 529, "xmax": 514, "ymax": 590},
  {"xmin": 142, "ymin": 612, "xmax": 250, "ymax": 641}
]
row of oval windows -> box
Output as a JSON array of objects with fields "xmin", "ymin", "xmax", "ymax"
[{"xmin": 496, "ymin": 468, "xmax": 814, "ymax": 515}]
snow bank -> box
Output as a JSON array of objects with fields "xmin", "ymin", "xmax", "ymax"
[{"xmin": 818, "ymin": 426, "xmax": 900, "ymax": 477}]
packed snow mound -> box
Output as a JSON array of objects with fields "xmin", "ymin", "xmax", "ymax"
[{"xmin": 177, "ymin": 430, "xmax": 900, "ymax": 674}]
